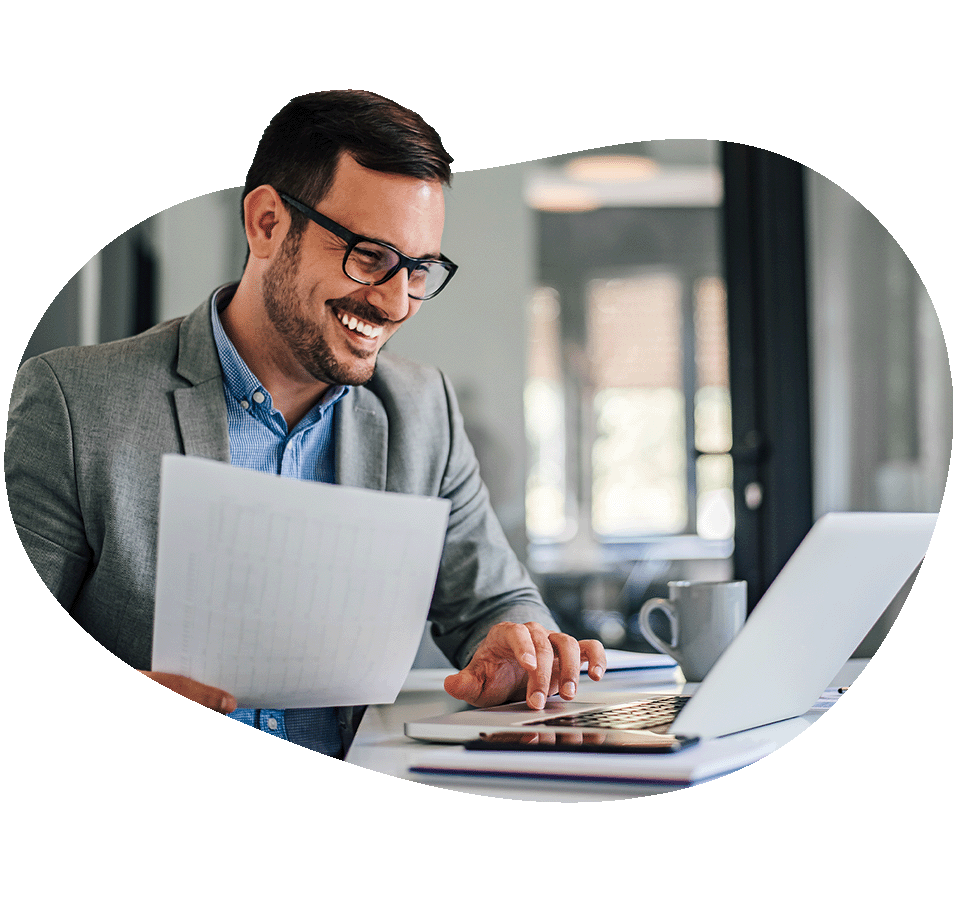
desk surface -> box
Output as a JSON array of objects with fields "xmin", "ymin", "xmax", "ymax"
[{"xmin": 344, "ymin": 658, "xmax": 868, "ymax": 802}]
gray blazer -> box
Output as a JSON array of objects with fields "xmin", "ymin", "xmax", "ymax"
[{"xmin": 5, "ymin": 295, "xmax": 555, "ymax": 679}]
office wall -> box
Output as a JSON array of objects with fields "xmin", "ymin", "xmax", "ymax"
[
  {"xmin": 155, "ymin": 188, "xmax": 246, "ymax": 322},
  {"xmin": 386, "ymin": 163, "xmax": 535, "ymax": 558},
  {"xmin": 807, "ymin": 171, "xmax": 952, "ymax": 517}
]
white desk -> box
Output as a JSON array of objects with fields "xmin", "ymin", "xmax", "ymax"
[{"xmin": 345, "ymin": 659, "xmax": 868, "ymax": 802}]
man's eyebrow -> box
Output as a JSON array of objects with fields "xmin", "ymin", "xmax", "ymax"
[{"xmin": 363, "ymin": 231, "xmax": 443, "ymax": 262}]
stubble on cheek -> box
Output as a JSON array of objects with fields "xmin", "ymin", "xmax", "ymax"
[{"xmin": 261, "ymin": 234, "xmax": 381, "ymax": 386}]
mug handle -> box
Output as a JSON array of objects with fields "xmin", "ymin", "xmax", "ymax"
[{"xmin": 638, "ymin": 598, "xmax": 678, "ymax": 655}]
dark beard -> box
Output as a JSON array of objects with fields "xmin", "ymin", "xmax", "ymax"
[{"xmin": 261, "ymin": 229, "xmax": 380, "ymax": 386}]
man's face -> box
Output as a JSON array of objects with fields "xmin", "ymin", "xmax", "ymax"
[{"xmin": 261, "ymin": 153, "xmax": 446, "ymax": 388}]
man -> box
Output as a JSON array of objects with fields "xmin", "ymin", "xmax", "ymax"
[{"xmin": 5, "ymin": 90, "xmax": 605, "ymax": 757}]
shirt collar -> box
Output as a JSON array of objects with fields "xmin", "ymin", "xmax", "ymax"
[{"xmin": 209, "ymin": 284, "xmax": 348, "ymax": 423}]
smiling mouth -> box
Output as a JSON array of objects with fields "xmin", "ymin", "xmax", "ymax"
[{"xmin": 336, "ymin": 310, "xmax": 384, "ymax": 339}]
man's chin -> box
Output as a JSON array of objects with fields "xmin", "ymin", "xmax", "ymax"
[{"xmin": 307, "ymin": 354, "xmax": 378, "ymax": 388}]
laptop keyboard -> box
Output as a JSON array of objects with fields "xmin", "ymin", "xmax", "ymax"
[{"xmin": 528, "ymin": 695, "xmax": 691, "ymax": 731}]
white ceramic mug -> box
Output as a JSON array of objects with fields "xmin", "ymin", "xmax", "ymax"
[{"xmin": 638, "ymin": 580, "xmax": 747, "ymax": 682}]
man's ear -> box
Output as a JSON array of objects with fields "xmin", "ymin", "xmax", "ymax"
[{"xmin": 243, "ymin": 185, "xmax": 288, "ymax": 260}]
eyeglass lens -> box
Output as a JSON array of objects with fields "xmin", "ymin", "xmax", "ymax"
[{"xmin": 346, "ymin": 240, "xmax": 452, "ymax": 300}]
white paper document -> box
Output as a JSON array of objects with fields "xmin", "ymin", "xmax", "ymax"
[{"xmin": 152, "ymin": 455, "xmax": 450, "ymax": 708}]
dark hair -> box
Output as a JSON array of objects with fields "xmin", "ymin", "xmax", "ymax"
[{"xmin": 241, "ymin": 90, "xmax": 453, "ymax": 232}]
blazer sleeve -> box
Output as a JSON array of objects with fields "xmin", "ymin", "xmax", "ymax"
[
  {"xmin": 426, "ymin": 371, "xmax": 558, "ymax": 668},
  {"xmin": 5, "ymin": 355, "xmax": 92, "ymax": 609}
]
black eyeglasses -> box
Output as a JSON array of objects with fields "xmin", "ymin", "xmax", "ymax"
[{"xmin": 277, "ymin": 190, "xmax": 458, "ymax": 301}]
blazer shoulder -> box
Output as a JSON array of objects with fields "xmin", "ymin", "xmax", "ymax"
[
  {"xmin": 16, "ymin": 296, "xmax": 222, "ymax": 394},
  {"xmin": 347, "ymin": 352, "xmax": 458, "ymax": 452},
  {"xmin": 367, "ymin": 352, "xmax": 448, "ymax": 404},
  {"xmin": 21, "ymin": 315, "xmax": 186, "ymax": 379}
]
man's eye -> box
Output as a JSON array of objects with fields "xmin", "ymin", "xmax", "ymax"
[
  {"xmin": 350, "ymin": 243, "xmax": 391, "ymax": 273},
  {"xmin": 409, "ymin": 266, "xmax": 429, "ymax": 287}
]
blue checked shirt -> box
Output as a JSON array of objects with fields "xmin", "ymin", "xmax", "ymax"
[{"xmin": 210, "ymin": 286, "xmax": 349, "ymax": 755}]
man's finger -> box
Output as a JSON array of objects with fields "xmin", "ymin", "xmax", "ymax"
[
  {"xmin": 548, "ymin": 631, "xmax": 581, "ymax": 700},
  {"xmin": 580, "ymin": 639, "xmax": 608, "ymax": 680},
  {"xmin": 486, "ymin": 621, "xmax": 549, "ymax": 709},
  {"xmin": 493, "ymin": 621, "xmax": 541, "ymax": 674},
  {"xmin": 141, "ymin": 671, "xmax": 237, "ymax": 713},
  {"xmin": 443, "ymin": 669, "xmax": 482, "ymax": 704},
  {"xmin": 521, "ymin": 623, "xmax": 555, "ymax": 710}
]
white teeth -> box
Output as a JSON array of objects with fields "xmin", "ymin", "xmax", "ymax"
[{"xmin": 338, "ymin": 312, "xmax": 382, "ymax": 338}]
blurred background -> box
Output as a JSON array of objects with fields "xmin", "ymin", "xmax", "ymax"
[{"xmin": 20, "ymin": 141, "xmax": 952, "ymax": 664}]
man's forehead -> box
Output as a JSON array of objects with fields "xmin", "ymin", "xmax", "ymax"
[
  {"xmin": 320, "ymin": 155, "xmax": 445, "ymax": 255},
  {"xmin": 323, "ymin": 153, "xmax": 445, "ymax": 203}
]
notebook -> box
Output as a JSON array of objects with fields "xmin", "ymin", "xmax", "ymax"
[
  {"xmin": 405, "ymin": 512, "xmax": 936, "ymax": 745},
  {"xmin": 408, "ymin": 717, "xmax": 806, "ymax": 786}
]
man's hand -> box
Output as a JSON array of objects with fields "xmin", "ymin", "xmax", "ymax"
[
  {"xmin": 443, "ymin": 622, "xmax": 606, "ymax": 710},
  {"xmin": 139, "ymin": 671, "xmax": 238, "ymax": 713}
]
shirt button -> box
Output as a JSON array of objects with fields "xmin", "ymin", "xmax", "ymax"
[
  {"xmin": 252, "ymin": 391, "xmax": 266, "ymax": 404},
  {"xmin": 240, "ymin": 399, "xmax": 250, "ymax": 410},
  {"xmin": 267, "ymin": 717, "xmax": 279, "ymax": 731}
]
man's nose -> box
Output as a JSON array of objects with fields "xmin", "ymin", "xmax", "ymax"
[{"xmin": 367, "ymin": 267, "xmax": 412, "ymax": 322}]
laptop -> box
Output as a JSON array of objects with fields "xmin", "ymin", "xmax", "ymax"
[{"xmin": 405, "ymin": 512, "xmax": 936, "ymax": 746}]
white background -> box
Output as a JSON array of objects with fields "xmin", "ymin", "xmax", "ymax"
[{"xmin": 3, "ymin": 3, "xmax": 949, "ymax": 896}]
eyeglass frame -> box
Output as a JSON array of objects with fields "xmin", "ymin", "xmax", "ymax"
[{"xmin": 276, "ymin": 190, "xmax": 458, "ymax": 300}]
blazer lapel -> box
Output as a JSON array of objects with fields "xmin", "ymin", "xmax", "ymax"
[
  {"xmin": 171, "ymin": 298, "xmax": 230, "ymax": 463},
  {"xmin": 173, "ymin": 380, "xmax": 230, "ymax": 461},
  {"xmin": 335, "ymin": 388, "xmax": 387, "ymax": 491}
]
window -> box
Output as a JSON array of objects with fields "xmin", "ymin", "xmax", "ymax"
[
  {"xmin": 525, "ymin": 286, "xmax": 568, "ymax": 540},
  {"xmin": 526, "ymin": 270, "xmax": 733, "ymax": 548},
  {"xmin": 524, "ymin": 143, "xmax": 732, "ymax": 559},
  {"xmin": 693, "ymin": 275, "xmax": 734, "ymax": 541},
  {"xmin": 589, "ymin": 271, "xmax": 688, "ymax": 537}
]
